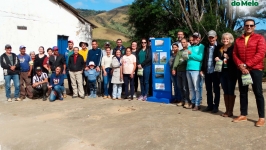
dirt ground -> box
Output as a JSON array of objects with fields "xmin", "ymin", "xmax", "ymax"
[{"xmin": 0, "ymin": 82, "xmax": 266, "ymax": 150}]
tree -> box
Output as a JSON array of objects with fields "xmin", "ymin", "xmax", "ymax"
[{"xmin": 128, "ymin": 0, "xmax": 266, "ymax": 43}]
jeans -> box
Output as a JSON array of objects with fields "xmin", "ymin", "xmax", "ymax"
[
  {"xmin": 186, "ymin": 71, "xmax": 201, "ymax": 106},
  {"xmin": 176, "ymin": 71, "xmax": 190, "ymax": 103},
  {"xmin": 112, "ymin": 84, "xmax": 122, "ymax": 98},
  {"xmin": 134, "ymin": 69, "xmax": 138, "ymax": 92},
  {"xmin": 88, "ymin": 80, "xmax": 96, "ymax": 94},
  {"xmin": 50, "ymin": 85, "xmax": 65, "ymax": 101},
  {"xmin": 170, "ymin": 73, "xmax": 182, "ymax": 100},
  {"xmin": 4, "ymin": 74, "xmax": 20, "ymax": 99},
  {"xmin": 220, "ymin": 71, "xmax": 237, "ymax": 95},
  {"xmin": 103, "ymin": 68, "xmax": 112, "ymax": 96},
  {"xmin": 237, "ymin": 70, "xmax": 265, "ymax": 118},
  {"xmin": 139, "ymin": 65, "xmax": 151, "ymax": 96},
  {"xmin": 123, "ymin": 74, "xmax": 134, "ymax": 97},
  {"xmin": 199, "ymin": 75, "xmax": 204, "ymax": 103},
  {"xmin": 205, "ymin": 72, "xmax": 220, "ymax": 109}
]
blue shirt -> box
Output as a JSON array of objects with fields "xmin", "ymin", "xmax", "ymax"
[
  {"xmin": 50, "ymin": 73, "xmax": 64, "ymax": 88},
  {"xmin": 86, "ymin": 48, "xmax": 102, "ymax": 67},
  {"xmin": 17, "ymin": 54, "xmax": 31, "ymax": 72},
  {"xmin": 84, "ymin": 68, "xmax": 100, "ymax": 81}
]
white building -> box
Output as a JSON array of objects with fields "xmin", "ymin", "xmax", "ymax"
[{"xmin": 0, "ymin": 0, "xmax": 96, "ymax": 85}]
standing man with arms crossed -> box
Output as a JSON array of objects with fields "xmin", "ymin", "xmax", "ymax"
[
  {"xmin": 232, "ymin": 19, "xmax": 266, "ymax": 127},
  {"xmin": 17, "ymin": 45, "xmax": 33, "ymax": 99},
  {"xmin": 0, "ymin": 44, "xmax": 21, "ymax": 102},
  {"xmin": 201, "ymin": 30, "xmax": 221, "ymax": 113}
]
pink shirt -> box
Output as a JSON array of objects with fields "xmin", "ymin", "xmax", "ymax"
[{"xmin": 122, "ymin": 54, "xmax": 136, "ymax": 74}]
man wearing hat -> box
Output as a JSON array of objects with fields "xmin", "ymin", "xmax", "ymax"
[
  {"xmin": 0, "ymin": 44, "xmax": 21, "ymax": 102},
  {"xmin": 32, "ymin": 66, "xmax": 48, "ymax": 100},
  {"xmin": 17, "ymin": 45, "xmax": 33, "ymax": 99},
  {"xmin": 79, "ymin": 41, "xmax": 89, "ymax": 62},
  {"xmin": 65, "ymin": 40, "xmax": 74, "ymax": 95},
  {"xmin": 186, "ymin": 32, "xmax": 205, "ymax": 111},
  {"xmin": 102, "ymin": 41, "xmax": 113, "ymax": 56},
  {"xmin": 201, "ymin": 30, "xmax": 222, "ymax": 113}
]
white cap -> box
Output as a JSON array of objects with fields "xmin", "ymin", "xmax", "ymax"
[{"xmin": 88, "ymin": 61, "xmax": 95, "ymax": 66}]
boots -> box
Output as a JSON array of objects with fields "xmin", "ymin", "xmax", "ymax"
[
  {"xmin": 221, "ymin": 95, "xmax": 229, "ymax": 117},
  {"xmin": 227, "ymin": 95, "xmax": 236, "ymax": 117}
]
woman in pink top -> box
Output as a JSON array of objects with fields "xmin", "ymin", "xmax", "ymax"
[{"xmin": 122, "ymin": 47, "xmax": 136, "ymax": 100}]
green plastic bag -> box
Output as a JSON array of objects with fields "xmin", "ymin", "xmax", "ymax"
[
  {"xmin": 214, "ymin": 60, "xmax": 223, "ymax": 72},
  {"xmin": 241, "ymin": 74, "xmax": 253, "ymax": 86},
  {"xmin": 137, "ymin": 68, "xmax": 143, "ymax": 76}
]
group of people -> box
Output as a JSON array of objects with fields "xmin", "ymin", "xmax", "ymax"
[
  {"xmin": 0, "ymin": 38, "xmax": 153, "ymax": 102},
  {"xmin": 170, "ymin": 19, "xmax": 265, "ymax": 127},
  {"xmin": 1, "ymin": 19, "xmax": 265, "ymax": 127}
]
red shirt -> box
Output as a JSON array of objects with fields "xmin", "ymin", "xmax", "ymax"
[{"xmin": 74, "ymin": 54, "xmax": 78, "ymax": 64}]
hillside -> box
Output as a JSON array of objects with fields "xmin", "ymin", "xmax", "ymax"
[{"xmin": 78, "ymin": 6, "xmax": 130, "ymax": 42}]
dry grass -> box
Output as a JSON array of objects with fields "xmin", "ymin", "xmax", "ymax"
[
  {"xmin": 87, "ymin": 6, "xmax": 130, "ymax": 41},
  {"xmin": 92, "ymin": 27, "xmax": 129, "ymax": 42}
]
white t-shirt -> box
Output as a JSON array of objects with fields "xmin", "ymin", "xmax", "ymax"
[
  {"xmin": 101, "ymin": 55, "xmax": 114, "ymax": 68},
  {"xmin": 122, "ymin": 54, "xmax": 136, "ymax": 74}
]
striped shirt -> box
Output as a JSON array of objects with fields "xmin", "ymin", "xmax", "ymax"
[{"xmin": 32, "ymin": 73, "xmax": 48, "ymax": 89}]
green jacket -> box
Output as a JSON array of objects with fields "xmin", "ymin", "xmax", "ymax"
[{"xmin": 172, "ymin": 49, "xmax": 187, "ymax": 72}]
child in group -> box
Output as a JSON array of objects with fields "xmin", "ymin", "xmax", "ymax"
[{"xmin": 84, "ymin": 61, "xmax": 100, "ymax": 98}]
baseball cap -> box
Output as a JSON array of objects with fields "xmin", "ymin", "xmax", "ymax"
[
  {"xmin": 208, "ymin": 30, "xmax": 217, "ymax": 37},
  {"xmin": 105, "ymin": 42, "xmax": 110, "ymax": 45},
  {"xmin": 53, "ymin": 46, "xmax": 58, "ymax": 51},
  {"xmin": 5, "ymin": 44, "xmax": 12, "ymax": 49},
  {"xmin": 193, "ymin": 32, "xmax": 201, "ymax": 38},
  {"xmin": 19, "ymin": 45, "xmax": 26, "ymax": 49},
  {"xmin": 68, "ymin": 40, "xmax": 74, "ymax": 43},
  {"xmin": 88, "ymin": 61, "xmax": 95, "ymax": 66},
  {"xmin": 36, "ymin": 66, "xmax": 42, "ymax": 71}
]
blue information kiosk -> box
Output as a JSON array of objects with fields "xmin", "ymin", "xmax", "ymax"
[{"xmin": 147, "ymin": 38, "xmax": 173, "ymax": 104}]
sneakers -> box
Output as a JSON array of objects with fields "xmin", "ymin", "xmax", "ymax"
[
  {"xmin": 107, "ymin": 95, "xmax": 111, "ymax": 99},
  {"xmin": 133, "ymin": 94, "xmax": 137, "ymax": 98},
  {"xmin": 138, "ymin": 96, "xmax": 143, "ymax": 101},
  {"xmin": 183, "ymin": 102, "xmax": 190, "ymax": 109},
  {"xmin": 7, "ymin": 98, "xmax": 12, "ymax": 102},
  {"xmin": 15, "ymin": 98, "xmax": 22, "ymax": 101},
  {"xmin": 143, "ymin": 95, "xmax": 147, "ymax": 101},
  {"xmin": 176, "ymin": 101, "xmax": 184, "ymax": 106},
  {"xmin": 92, "ymin": 94, "xmax": 97, "ymax": 98},
  {"xmin": 103, "ymin": 96, "xmax": 107, "ymax": 99},
  {"xmin": 63, "ymin": 93, "xmax": 67, "ymax": 98}
]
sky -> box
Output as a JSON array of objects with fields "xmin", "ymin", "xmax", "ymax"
[
  {"xmin": 65, "ymin": 0, "xmax": 134, "ymax": 11},
  {"xmin": 65, "ymin": 0, "xmax": 265, "ymax": 30}
]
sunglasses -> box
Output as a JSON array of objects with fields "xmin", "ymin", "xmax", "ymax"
[{"xmin": 245, "ymin": 24, "xmax": 255, "ymax": 27}]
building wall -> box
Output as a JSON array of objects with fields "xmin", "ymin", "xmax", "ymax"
[{"xmin": 0, "ymin": 0, "xmax": 93, "ymax": 85}]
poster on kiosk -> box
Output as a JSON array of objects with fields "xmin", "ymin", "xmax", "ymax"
[{"xmin": 147, "ymin": 38, "xmax": 173, "ymax": 104}]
